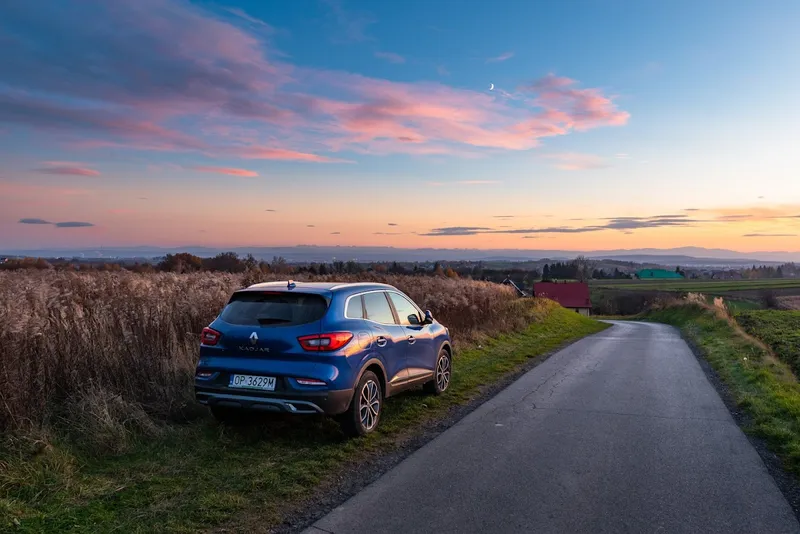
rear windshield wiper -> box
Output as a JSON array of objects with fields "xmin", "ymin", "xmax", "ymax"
[{"xmin": 256, "ymin": 317, "xmax": 292, "ymax": 325}]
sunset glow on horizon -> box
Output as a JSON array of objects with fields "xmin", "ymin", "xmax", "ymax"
[{"xmin": 1, "ymin": 1, "xmax": 799, "ymax": 253}]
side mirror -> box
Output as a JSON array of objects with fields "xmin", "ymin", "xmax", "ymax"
[
  {"xmin": 422, "ymin": 310, "xmax": 434, "ymax": 325},
  {"xmin": 407, "ymin": 313, "xmax": 421, "ymax": 326}
]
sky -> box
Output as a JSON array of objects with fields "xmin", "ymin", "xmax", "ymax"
[{"xmin": 1, "ymin": 0, "xmax": 799, "ymax": 253}]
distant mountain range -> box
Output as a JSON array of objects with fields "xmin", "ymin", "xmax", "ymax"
[{"xmin": 1, "ymin": 245, "xmax": 798, "ymax": 266}]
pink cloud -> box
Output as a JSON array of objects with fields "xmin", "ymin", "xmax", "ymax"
[
  {"xmin": 237, "ymin": 147, "xmax": 353, "ymax": 163},
  {"xmin": 192, "ymin": 166, "xmax": 259, "ymax": 177},
  {"xmin": 1, "ymin": 1, "xmax": 630, "ymax": 162},
  {"xmin": 374, "ymin": 51, "xmax": 405, "ymax": 64},
  {"xmin": 302, "ymin": 73, "xmax": 627, "ymax": 154},
  {"xmin": 528, "ymin": 74, "xmax": 630, "ymax": 131},
  {"xmin": 36, "ymin": 162, "xmax": 100, "ymax": 176},
  {"xmin": 223, "ymin": 7, "xmax": 275, "ymax": 29},
  {"xmin": 486, "ymin": 51, "xmax": 514, "ymax": 63}
]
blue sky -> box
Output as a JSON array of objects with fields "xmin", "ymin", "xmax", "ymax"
[{"xmin": 1, "ymin": 0, "xmax": 799, "ymax": 251}]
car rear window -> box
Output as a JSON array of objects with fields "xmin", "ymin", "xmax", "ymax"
[{"xmin": 220, "ymin": 292, "xmax": 328, "ymax": 326}]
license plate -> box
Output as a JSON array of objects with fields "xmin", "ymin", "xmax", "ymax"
[{"xmin": 229, "ymin": 374, "xmax": 276, "ymax": 391}]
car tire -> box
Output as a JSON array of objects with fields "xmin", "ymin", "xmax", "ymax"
[
  {"xmin": 423, "ymin": 348, "xmax": 452, "ymax": 395},
  {"xmin": 340, "ymin": 370, "xmax": 382, "ymax": 437},
  {"xmin": 210, "ymin": 405, "xmax": 247, "ymax": 425}
]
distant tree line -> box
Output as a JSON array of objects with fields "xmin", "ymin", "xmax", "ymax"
[
  {"xmin": 0, "ymin": 253, "xmax": 467, "ymax": 278},
  {"xmin": 742, "ymin": 264, "xmax": 798, "ymax": 279},
  {"xmin": 592, "ymin": 267, "xmax": 635, "ymax": 280},
  {"xmin": 4, "ymin": 253, "xmax": 795, "ymax": 286}
]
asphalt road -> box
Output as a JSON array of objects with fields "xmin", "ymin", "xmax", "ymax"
[{"xmin": 307, "ymin": 321, "xmax": 800, "ymax": 534}]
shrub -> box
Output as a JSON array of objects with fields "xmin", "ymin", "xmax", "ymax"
[{"xmin": 760, "ymin": 289, "xmax": 779, "ymax": 309}]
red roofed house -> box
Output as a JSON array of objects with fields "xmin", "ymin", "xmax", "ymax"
[{"xmin": 533, "ymin": 281, "xmax": 592, "ymax": 316}]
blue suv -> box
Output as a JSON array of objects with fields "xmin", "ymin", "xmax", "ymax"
[{"xmin": 195, "ymin": 281, "xmax": 453, "ymax": 436}]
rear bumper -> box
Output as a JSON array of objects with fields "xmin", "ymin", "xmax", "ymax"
[{"xmin": 195, "ymin": 386, "xmax": 353, "ymax": 415}]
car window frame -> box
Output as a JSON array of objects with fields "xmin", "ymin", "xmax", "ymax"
[
  {"xmin": 386, "ymin": 291, "xmax": 423, "ymax": 326},
  {"xmin": 348, "ymin": 290, "xmax": 399, "ymax": 325}
]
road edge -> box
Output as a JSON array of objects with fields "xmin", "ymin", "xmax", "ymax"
[
  {"xmin": 672, "ymin": 325, "xmax": 800, "ymax": 523},
  {"xmin": 272, "ymin": 328, "xmax": 607, "ymax": 533}
]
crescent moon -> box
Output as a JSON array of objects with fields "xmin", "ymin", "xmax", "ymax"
[{"xmin": 489, "ymin": 83, "xmax": 494, "ymax": 90}]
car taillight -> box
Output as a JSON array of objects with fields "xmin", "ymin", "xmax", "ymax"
[
  {"xmin": 201, "ymin": 327, "xmax": 221, "ymax": 346},
  {"xmin": 296, "ymin": 378, "xmax": 326, "ymax": 386},
  {"xmin": 297, "ymin": 332, "xmax": 353, "ymax": 352}
]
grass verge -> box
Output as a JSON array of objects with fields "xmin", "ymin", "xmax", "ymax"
[
  {"xmin": 1, "ymin": 302, "xmax": 607, "ymax": 533},
  {"xmin": 645, "ymin": 304, "xmax": 800, "ymax": 475}
]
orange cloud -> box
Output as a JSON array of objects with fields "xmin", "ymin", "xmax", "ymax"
[{"xmin": 704, "ymin": 205, "xmax": 800, "ymax": 222}]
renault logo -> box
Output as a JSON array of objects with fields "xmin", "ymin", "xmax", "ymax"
[{"xmin": 249, "ymin": 332, "xmax": 258, "ymax": 345}]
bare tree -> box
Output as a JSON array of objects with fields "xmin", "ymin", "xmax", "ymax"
[{"xmin": 573, "ymin": 255, "xmax": 597, "ymax": 282}]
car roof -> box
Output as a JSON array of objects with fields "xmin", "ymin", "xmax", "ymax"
[{"xmin": 240, "ymin": 281, "xmax": 396, "ymax": 296}]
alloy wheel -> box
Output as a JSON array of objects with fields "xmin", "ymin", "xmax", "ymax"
[
  {"xmin": 359, "ymin": 379, "xmax": 380, "ymax": 430},
  {"xmin": 436, "ymin": 353, "xmax": 451, "ymax": 391}
]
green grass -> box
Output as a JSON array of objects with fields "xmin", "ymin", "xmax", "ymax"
[
  {"xmin": 737, "ymin": 310, "xmax": 800, "ymax": 376},
  {"xmin": 709, "ymin": 296, "xmax": 763, "ymax": 313},
  {"xmin": 591, "ymin": 278, "xmax": 800, "ymax": 292},
  {"xmin": 645, "ymin": 304, "xmax": 800, "ymax": 475},
  {"xmin": 1, "ymin": 303, "xmax": 608, "ymax": 533}
]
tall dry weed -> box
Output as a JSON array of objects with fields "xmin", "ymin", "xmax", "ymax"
[{"xmin": 0, "ymin": 270, "xmax": 538, "ymax": 442}]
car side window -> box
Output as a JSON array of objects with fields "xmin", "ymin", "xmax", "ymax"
[
  {"xmin": 388, "ymin": 292, "xmax": 421, "ymax": 326},
  {"xmin": 345, "ymin": 294, "xmax": 364, "ymax": 318},
  {"xmin": 363, "ymin": 291, "xmax": 397, "ymax": 324}
]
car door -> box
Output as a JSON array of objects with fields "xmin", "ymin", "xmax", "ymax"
[
  {"xmin": 362, "ymin": 291, "xmax": 408, "ymax": 388},
  {"xmin": 387, "ymin": 291, "xmax": 436, "ymax": 384}
]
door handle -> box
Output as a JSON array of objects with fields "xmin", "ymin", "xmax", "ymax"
[
  {"xmin": 376, "ymin": 336, "xmax": 387, "ymax": 347},
  {"xmin": 407, "ymin": 335, "xmax": 416, "ymax": 345}
]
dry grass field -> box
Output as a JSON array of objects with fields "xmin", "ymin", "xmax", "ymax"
[{"xmin": 0, "ymin": 270, "xmax": 534, "ymax": 443}]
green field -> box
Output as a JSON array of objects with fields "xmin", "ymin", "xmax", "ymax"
[
  {"xmin": 737, "ymin": 310, "xmax": 800, "ymax": 376},
  {"xmin": 591, "ymin": 278, "xmax": 800, "ymax": 293},
  {"xmin": 1, "ymin": 305, "xmax": 608, "ymax": 533}
]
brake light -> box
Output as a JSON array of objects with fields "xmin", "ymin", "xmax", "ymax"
[
  {"xmin": 297, "ymin": 332, "xmax": 353, "ymax": 352},
  {"xmin": 201, "ymin": 327, "xmax": 221, "ymax": 346}
]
